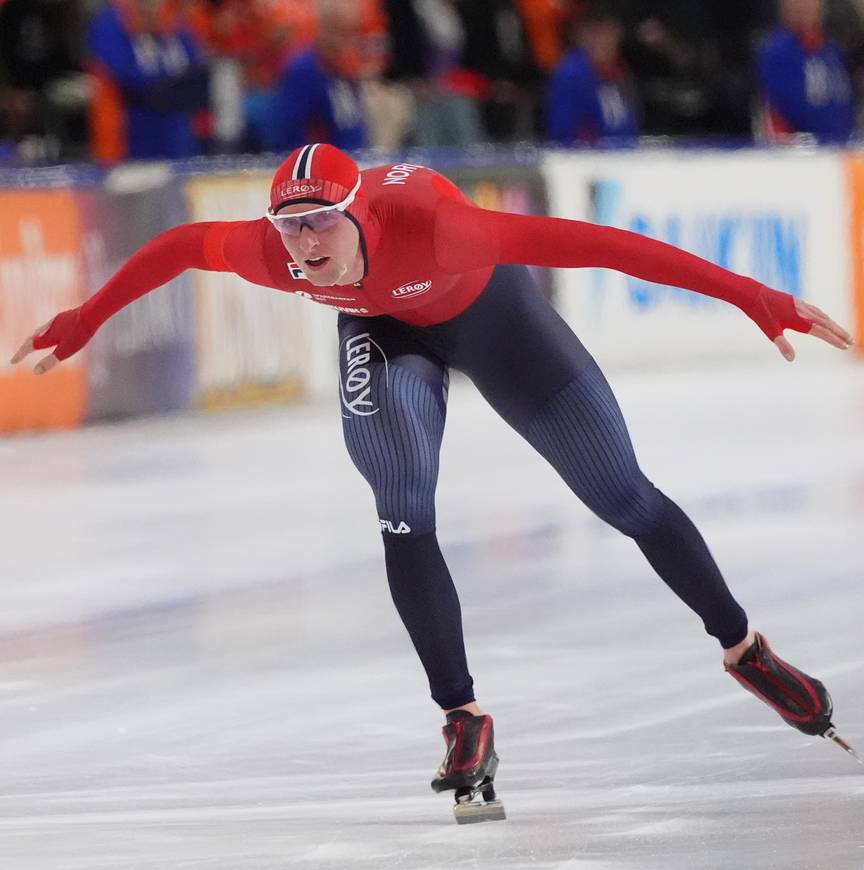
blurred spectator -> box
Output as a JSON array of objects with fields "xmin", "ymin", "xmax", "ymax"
[
  {"xmin": 545, "ymin": 6, "xmax": 639, "ymax": 145},
  {"xmin": 617, "ymin": 1, "xmax": 772, "ymax": 138},
  {"xmin": 88, "ymin": 0, "xmax": 210, "ymax": 163},
  {"xmin": 381, "ymin": 0, "xmax": 429, "ymax": 81},
  {"xmin": 351, "ymin": 0, "xmax": 414, "ymax": 150},
  {"xmin": 0, "ymin": 0, "xmax": 88, "ymax": 162},
  {"xmin": 384, "ymin": 0, "xmax": 550, "ymax": 147},
  {"xmin": 757, "ymin": 0, "xmax": 854, "ymax": 143},
  {"xmin": 375, "ymin": 0, "xmax": 435, "ymax": 150},
  {"xmin": 454, "ymin": 0, "xmax": 542, "ymax": 140},
  {"xmin": 515, "ymin": 0, "xmax": 573, "ymax": 73},
  {"xmin": 403, "ymin": 0, "xmax": 486, "ymax": 147},
  {"xmin": 266, "ymin": 0, "xmax": 376, "ymax": 151},
  {"xmin": 839, "ymin": 0, "xmax": 864, "ymax": 129},
  {"xmin": 187, "ymin": 0, "xmax": 317, "ymax": 151}
]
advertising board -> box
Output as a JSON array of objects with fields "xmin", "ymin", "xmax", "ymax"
[
  {"xmin": 0, "ymin": 191, "xmax": 88, "ymax": 432},
  {"xmin": 544, "ymin": 150, "xmax": 852, "ymax": 368}
]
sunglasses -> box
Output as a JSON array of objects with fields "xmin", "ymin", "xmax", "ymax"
[
  {"xmin": 266, "ymin": 174, "xmax": 361, "ymax": 237},
  {"xmin": 266, "ymin": 208, "xmax": 346, "ymax": 237}
]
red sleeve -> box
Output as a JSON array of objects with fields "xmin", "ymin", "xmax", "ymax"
[
  {"xmin": 79, "ymin": 221, "xmax": 236, "ymax": 333},
  {"xmin": 433, "ymin": 199, "xmax": 763, "ymax": 311}
]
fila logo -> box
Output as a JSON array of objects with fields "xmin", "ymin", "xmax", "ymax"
[
  {"xmin": 392, "ymin": 280, "xmax": 432, "ymax": 300},
  {"xmin": 383, "ymin": 163, "xmax": 423, "ymax": 186},
  {"xmin": 340, "ymin": 332, "xmax": 388, "ymax": 417},
  {"xmin": 380, "ymin": 519, "xmax": 411, "ymax": 534}
]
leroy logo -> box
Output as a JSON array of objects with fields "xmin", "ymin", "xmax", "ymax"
[
  {"xmin": 340, "ymin": 332, "xmax": 388, "ymax": 417},
  {"xmin": 273, "ymin": 181, "xmax": 322, "ymax": 201},
  {"xmin": 392, "ymin": 279, "xmax": 432, "ymax": 300}
]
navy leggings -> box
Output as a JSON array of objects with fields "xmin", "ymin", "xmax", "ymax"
[{"xmin": 338, "ymin": 265, "xmax": 749, "ymax": 709}]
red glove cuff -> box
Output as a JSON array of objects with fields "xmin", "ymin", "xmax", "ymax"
[
  {"xmin": 31, "ymin": 308, "xmax": 94, "ymax": 361},
  {"xmin": 742, "ymin": 286, "xmax": 813, "ymax": 341}
]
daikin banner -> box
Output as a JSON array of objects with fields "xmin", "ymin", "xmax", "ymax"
[{"xmin": 543, "ymin": 150, "xmax": 853, "ymax": 368}]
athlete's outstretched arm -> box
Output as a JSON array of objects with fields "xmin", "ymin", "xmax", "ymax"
[
  {"xmin": 10, "ymin": 221, "xmax": 233, "ymax": 375},
  {"xmin": 434, "ymin": 200, "xmax": 854, "ymax": 361}
]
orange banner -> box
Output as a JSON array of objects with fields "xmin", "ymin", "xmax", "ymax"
[
  {"xmin": 0, "ymin": 191, "xmax": 88, "ymax": 432},
  {"xmin": 845, "ymin": 157, "xmax": 864, "ymax": 356}
]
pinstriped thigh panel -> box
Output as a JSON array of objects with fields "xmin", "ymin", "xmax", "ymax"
[
  {"xmin": 522, "ymin": 363, "xmax": 665, "ymax": 537},
  {"xmin": 341, "ymin": 362, "xmax": 446, "ymax": 536},
  {"xmin": 337, "ymin": 314, "xmax": 448, "ymax": 537}
]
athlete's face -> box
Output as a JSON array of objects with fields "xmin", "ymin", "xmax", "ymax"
[{"xmin": 274, "ymin": 205, "xmax": 363, "ymax": 286}]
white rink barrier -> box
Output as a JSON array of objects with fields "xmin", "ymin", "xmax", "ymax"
[{"xmin": 542, "ymin": 149, "xmax": 854, "ymax": 370}]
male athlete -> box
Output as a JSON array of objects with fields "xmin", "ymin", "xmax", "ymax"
[{"xmin": 12, "ymin": 143, "xmax": 856, "ymax": 822}]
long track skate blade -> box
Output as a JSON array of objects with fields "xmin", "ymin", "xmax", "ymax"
[
  {"xmin": 824, "ymin": 726, "xmax": 864, "ymax": 767},
  {"xmin": 453, "ymin": 799, "xmax": 506, "ymax": 825}
]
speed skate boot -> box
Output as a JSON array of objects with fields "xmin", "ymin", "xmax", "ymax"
[
  {"xmin": 725, "ymin": 632, "xmax": 832, "ymax": 734},
  {"xmin": 725, "ymin": 632, "xmax": 862, "ymax": 764},
  {"xmin": 431, "ymin": 711, "xmax": 506, "ymax": 824}
]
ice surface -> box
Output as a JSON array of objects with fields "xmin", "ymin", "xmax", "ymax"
[{"xmin": 1, "ymin": 361, "xmax": 862, "ymax": 869}]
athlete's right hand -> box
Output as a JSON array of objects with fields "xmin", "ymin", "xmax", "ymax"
[{"xmin": 9, "ymin": 308, "xmax": 94, "ymax": 375}]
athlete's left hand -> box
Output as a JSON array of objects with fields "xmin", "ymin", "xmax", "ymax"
[
  {"xmin": 744, "ymin": 286, "xmax": 854, "ymax": 362},
  {"xmin": 772, "ymin": 297, "xmax": 854, "ymax": 362}
]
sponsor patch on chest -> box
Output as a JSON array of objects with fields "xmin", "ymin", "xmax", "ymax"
[{"xmin": 391, "ymin": 279, "xmax": 432, "ymax": 300}]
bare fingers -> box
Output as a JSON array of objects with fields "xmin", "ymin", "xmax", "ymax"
[
  {"xmin": 9, "ymin": 338, "xmax": 34, "ymax": 366},
  {"xmin": 809, "ymin": 323, "xmax": 852, "ymax": 350},
  {"xmin": 10, "ymin": 321, "xmax": 53, "ymax": 366},
  {"xmin": 794, "ymin": 300, "xmax": 854, "ymax": 347},
  {"xmin": 33, "ymin": 354, "xmax": 60, "ymax": 376},
  {"xmin": 773, "ymin": 335, "xmax": 796, "ymax": 362}
]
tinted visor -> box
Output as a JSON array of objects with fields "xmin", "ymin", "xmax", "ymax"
[
  {"xmin": 267, "ymin": 208, "xmax": 346, "ymax": 237},
  {"xmin": 266, "ymin": 173, "xmax": 361, "ymax": 236}
]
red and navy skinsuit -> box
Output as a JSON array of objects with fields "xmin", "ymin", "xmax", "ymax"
[{"xmin": 38, "ymin": 162, "xmax": 813, "ymax": 710}]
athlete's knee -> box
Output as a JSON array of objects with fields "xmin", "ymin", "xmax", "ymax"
[
  {"xmin": 372, "ymin": 468, "xmax": 439, "ymax": 538},
  {"xmin": 341, "ymin": 365, "xmax": 444, "ymax": 480},
  {"xmin": 592, "ymin": 475, "xmax": 666, "ymax": 538},
  {"xmin": 374, "ymin": 467, "xmax": 439, "ymax": 537}
]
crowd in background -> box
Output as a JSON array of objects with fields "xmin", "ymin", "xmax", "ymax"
[{"xmin": 1, "ymin": 0, "xmax": 864, "ymax": 166}]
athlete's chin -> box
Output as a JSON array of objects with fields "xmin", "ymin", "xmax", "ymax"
[
  {"xmin": 306, "ymin": 271, "xmax": 338, "ymax": 287},
  {"xmin": 306, "ymin": 266, "xmax": 346, "ymax": 286}
]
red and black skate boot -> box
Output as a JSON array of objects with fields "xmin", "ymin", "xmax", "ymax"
[
  {"xmin": 431, "ymin": 711, "xmax": 505, "ymax": 824},
  {"xmin": 725, "ymin": 632, "xmax": 833, "ymax": 736},
  {"xmin": 725, "ymin": 633, "xmax": 864, "ymax": 765}
]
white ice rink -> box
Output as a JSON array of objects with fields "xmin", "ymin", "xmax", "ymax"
[{"xmin": 1, "ymin": 359, "xmax": 862, "ymax": 870}]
